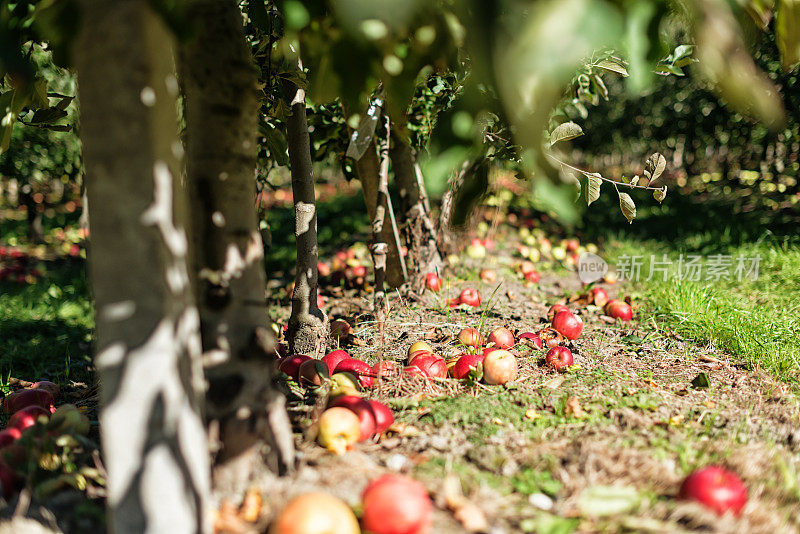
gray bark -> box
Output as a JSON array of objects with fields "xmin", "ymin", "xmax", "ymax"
[
  {"xmin": 180, "ymin": 0, "xmax": 294, "ymax": 490},
  {"xmin": 284, "ymin": 80, "xmax": 328, "ymax": 355},
  {"xmin": 74, "ymin": 1, "xmax": 210, "ymax": 532}
]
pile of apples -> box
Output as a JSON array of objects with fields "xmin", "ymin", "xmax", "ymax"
[
  {"xmin": 0, "ymin": 381, "xmax": 92, "ymax": 500},
  {"xmin": 270, "ymin": 473, "xmax": 432, "ymax": 534}
]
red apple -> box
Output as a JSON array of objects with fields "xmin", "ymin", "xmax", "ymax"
[
  {"xmin": 0, "ymin": 461, "xmax": 16, "ymax": 500},
  {"xmin": 316, "ymin": 294, "xmax": 326, "ymax": 308},
  {"xmin": 425, "ymin": 273, "xmax": 442, "ymax": 293},
  {"xmin": 322, "ymin": 349, "xmax": 351, "ymax": 373},
  {"xmin": 459, "ymin": 288, "xmax": 481, "ymax": 307},
  {"xmin": 451, "ymin": 352, "xmax": 485, "ymax": 380},
  {"xmin": 482, "ymin": 238, "xmax": 495, "ymax": 250},
  {"xmin": 278, "ymin": 354, "xmax": 312, "ymax": 381},
  {"xmin": 537, "ymin": 327, "xmax": 564, "ymax": 348},
  {"xmin": 565, "ymin": 238, "xmax": 579, "ymax": 252},
  {"xmin": 271, "ymin": 493, "xmax": 360, "ymax": 534},
  {"xmin": 329, "ymin": 395, "xmax": 377, "ymax": 441},
  {"xmin": 482, "ymin": 349, "xmax": 518, "ymax": 385},
  {"xmin": 488, "ymin": 327, "xmax": 515, "ymax": 349},
  {"xmin": 447, "ymin": 297, "xmax": 461, "ymax": 308},
  {"xmin": 518, "ymin": 332, "xmax": 543, "ymax": 350},
  {"xmin": 458, "ymin": 328, "xmax": 484, "ymax": 349},
  {"xmin": 605, "ymin": 299, "xmax": 633, "ymax": 321},
  {"xmin": 361, "ymin": 475, "xmax": 432, "ymax": 534},
  {"xmin": 317, "ymin": 407, "xmax": 361, "ymax": 455},
  {"xmin": 407, "ymin": 341, "xmax": 433, "ymax": 361},
  {"xmin": 368, "ymin": 400, "xmax": 395, "ymax": 434},
  {"xmin": 408, "ymin": 352, "xmax": 447, "ymax": 379},
  {"xmin": 547, "ymin": 304, "xmax": 570, "ymax": 322},
  {"xmin": 8, "ymin": 405, "xmax": 50, "ymax": 433},
  {"xmin": 298, "ymin": 359, "xmax": 330, "ymax": 386},
  {"xmin": 373, "ymin": 360, "xmax": 398, "ymax": 379},
  {"xmin": 552, "ymin": 311, "xmax": 583, "ymax": 340},
  {"xmin": 404, "ymin": 366, "xmax": 428, "ymax": 379},
  {"xmin": 519, "ymin": 261, "xmax": 536, "ymax": 275},
  {"xmin": 0, "ymin": 429, "xmax": 20, "ymax": 449},
  {"xmin": 335, "ymin": 359, "xmax": 374, "ymax": 388},
  {"xmin": 31, "ymin": 381, "xmax": 61, "ymax": 401},
  {"xmin": 524, "ymin": 270, "xmax": 540, "ymax": 283},
  {"xmin": 678, "ymin": 466, "xmax": 748, "ymax": 516},
  {"xmin": 3, "ymin": 388, "xmax": 55, "ymax": 415},
  {"xmin": 589, "ymin": 287, "xmax": 609, "ymax": 308},
  {"xmin": 479, "ymin": 268, "xmax": 497, "ymax": 284},
  {"xmin": 545, "ymin": 346, "xmax": 573, "ymax": 371},
  {"xmin": 317, "ymin": 261, "xmax": 332, "ymax": 277}
]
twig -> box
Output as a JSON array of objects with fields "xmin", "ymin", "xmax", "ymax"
[{"xmin": 546, "ymin": 153, "xmax": 663, "ymax": 191}]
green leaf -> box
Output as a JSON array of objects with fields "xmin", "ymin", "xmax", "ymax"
[
  {"xmin": 31, "ymin": 78, "xmax": 50, "ymax": 109},
  {"xmin": 549, "ymin": 122, "xmax": 583, "ymax": 146},
  {"xmin": 578, "ymin": 485, "xmax": 641, "ymax": 517},
  {"xmin": 653, "ymin": 186, "xmax": 667, "ymax": 203},
  {"xmin": 644, "ymin": 152, "xmax": 666, "ymax": 184},
  {"xmin": 595, "ymin": 58, "xmax": 628, "ymax": 77},
  {"xmin": 618, "ymin": 192, "xmax": 636, "ymax": 223},
  {"xmin": 776, "ymin": 0, "xmax": 800, "ymax": 69},
  {"xmin": 585, "ymin": 173, "xmax": 601, "ymax": 206}
]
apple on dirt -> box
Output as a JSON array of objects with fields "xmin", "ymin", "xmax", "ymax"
[
  {"xmin": 328, "ymin": 395, "xmax": 377, "ymax": 441},
  {"xmin": 269, "ymin": 492, "xmax": 360, "ymax": 534},
  {"xmin": 361, "ymin": 474, "xmax": 433, "ymax": 534},
  {"xmin": 368, "ymin": 400, "xmax": 394, "ymax": 435},
  {"xmin": 545, "ymin": 346, "xmax": 573, "ymax": 371},
  {"xmin": 329, "ymin": 372, "xmax": 362, "ymax": 399},
  {"xmin": 678, "ymin": 466, "xmax": 748, "ymax": 516},
  {"xmin": 407, "ymin": 341, "xmax": 433, "ymax": 361},
  {"xmin": 488, "ymin": 327, "xmax": 515, "ymax": 349},
  {"xmin": 458, "ymin": 328, "xmax": 484, "ymax": 350},
  {"xmin": 330, "ymin": 319, "xmax": 353, "ymax": 341},
  {"xmin": 459, "ymin": 288, "xmax": 481, "ymax": 307},
  {"xmin": 298, "ymin": 359, "xmax": 330, "ymax": 387},
  {"xmin": 537, "ymin": 327, "xmax": 564, "ymax": 348},
  {"xmin": 523, "ymin": 270, "xmax": 540, "ymax": 283},
  {"xmin": 482, "ymin": 349, "xmax": 518, "ymax": 385},
  {"xmin": 408, "ymin": 352, "xmax": 447, "ymax": 379},
  {"xmin": 425, "ymin": 273, "xmax": 442, "ymax": 293},
  {"xmin": 605, "ymin": 299, "xmax": 633, "ymax": 321},
  {"xmin": 373, "ymin": 360, "xmax": 399, "ymax": 379},
  {"xmin": 278, "ymin": 354, "xmax": 312, "ymax": 381},
  {"xmin": 587, "ymin": 287, "xmax": 609, "ymax": 308},
  {"xmin": 30, "ymin": 381, "xmax": 61, "ymax": 401},
  {"xmin": 466, "ymin": 238, "xmax": 486, "ymax": 259},
  {"xmin": 334, "ymin": 359, "xmax": 374, "ymax": 388},
  {"xmin": 551, "ymin": 310, "xmax": 583, "ymax": 340},
  {"xmin": 547, "ymin": 303, "xmax": 571, "ymax": 322},
  {"xmin": 479, "ymin": 268, "xmax": 497, "ymax": 284},
  {"xmin": 317, "ymin": 261, "xmax": 332, "ymax": 278},
  {"xmin": 451, "ymin": 352, "xmax": 485, "ymax": 380},
  {"xmin": 518, "ymin": 332, "xmax": 543, "ymax": 350},
  {"xmin": 322, "ymin": 349, "xmax": 351, "ymax": 373},
  {"xmin": 317, "ymin": 407, "xmax": 361, "ymax": 455}
]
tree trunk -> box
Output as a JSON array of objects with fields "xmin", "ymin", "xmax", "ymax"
[
  {"xmin": 284, "ymin": 80, "xmax": 328, "ymax": 355},
  {"xmin": 74, "ymin": 1, "xmax": 210, "ymax": 532},
  {"xmin": 180, "ymin": 0, "xmax": 294, "ymax": 491},
  {"xmin": 390, "ymin": 136, "xmax": 442, "ymax": 292}
]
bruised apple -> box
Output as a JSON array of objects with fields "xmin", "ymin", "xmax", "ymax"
[
  {"xmin": 335, "ymin": 359, "xmax": 374, "ymax": 388},
  {"xmin": 678, "ymin": 466, "xmax": 748, "ymax": 516},
  {"xmin": 545, "ymin": 346, "xmax": 573, "ymax": 371},
  {"xmin": 488, "ymin": 327, "xmax": 515, "ymax": 349},
  {"xmin": 322, "ymin": 349, "xmax": 351, "ymax": 373},
  {"xmin": 329, "ymin": 395, "xmax": 377, "ymax": 441},
  {"xmin": 458, "ymin": 328, "xmax": 484, "ymax": 349},
  {"xmin": 537, "ymin": 327, "xmax": 564, "ymax": 348},
  {"xmin": 329, "ymin": 372, "xmax": 362, "ymax": 398},
  {"xmin": 451, "ymin": 352, "xmax": 485, "ymax": 380},
  {"xmin": 373, "ymin": 360, "xmax": 399, "ymax": 379},
  {"xmin": 317, "ymin": 407, "xmax": 361, "ymax": 455},
  {"xmin": 298, "ymin": 359, "xmax": 329, "ymax": 386},
  {"xmin": 361, "ymin": 474, "xmax": 433, "ymax": 534},
  {"xmin": 518, "ymin": 332, "xmax": 543, "ymax": 349},
  {"xmin": 408, "ymin": 352, "xmax": 447, "ymax": 379},
  {"xmin": 269, "ymin": 492, "xmax": 360, "ymax": 534},
  {"xmin": 482, "ymin": 349, "xmax": 517, "ymax": 385},
  {"xmin": 552, "ymin": 311, "xmax": 583, "ymax": 340},
  {"xmin": 368, "ymin": 400, "xmax": 395, "ymax": 434},
  {"xmin": 547, "ymin": 304, "xmax": 570, "ymax": 322}
]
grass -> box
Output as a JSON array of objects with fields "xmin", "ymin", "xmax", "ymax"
[{"xmin": 603, "ymin": 233, "xmax": 800, "ymax": 386}]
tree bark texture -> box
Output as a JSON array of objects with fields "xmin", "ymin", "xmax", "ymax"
[
  {"xmin": 74, "ymin": 1, "xmax": 210, "ymax": 532},
  {"xmin": 180, "ymin": 0, "xmax": 294, "ymax": 491},
  {"xmin": 284, "ymin": 83, "xmax": 328, "ymax": 356}
]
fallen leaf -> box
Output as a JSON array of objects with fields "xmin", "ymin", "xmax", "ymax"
[
  {"xmin": 350, "ymin": 336, "xmax": 366, "ymax": 347},
  {"xmin": 525, "ymin": 409, "xmax": 540, "ymax": 420},
  {"xmin": 565, "ymin": 396, "xmax": 586, "ymax": 418},
  {"xmin": 506, "ymin": 290, "xmax": 516, "ymax": 301},
  {"xmin": 578, "ymin": 485, "xmax": 641, "ymax": 517},
  {"xmin": 643, "ymin": 379, "xmax": 660, "ymax": 389},
  {"xmin": 541, "ymin": 376, "xmax": 564, "ymax": 389}
]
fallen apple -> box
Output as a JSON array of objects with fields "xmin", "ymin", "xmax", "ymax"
[
  {"xmin": 678, "ymin": 466, "xmax": 748, "ymax": 516},
  {"xmin": 322, "ymin": 349, "xmax": 351, "ymax": 373},
  {"xmin": 330, "ymin": 319, "xmax": 353, "ymax": 341},
  {"xmin": 373, "ymin": 360, "xmax": 398, "ymax": 379},
  {"xmin": 329, "ymin": 395, "xmax": 377, "ymax": 441},
  {"xmin": 368, "ymin": 400, "xmax": 395, "ymax": 434},
  {"xmin": 425, "ymin": 273, "xmax": 442, "ymax": 293},
  {"xmin": 565, "ymin": 238, "xmax": 579, "ymax": 252},
  {"xmin": 519, "ymin": 260, "xmax": 536, "ymax": 275},
  {"xmin": 361, "ymin": 474, "xmax": 433, "ymax": 534},
  {"xmin": 479, "ymin": 268, "xmax": 497, "ymax": 284},
  {"xmin": 334, "ymin": 359, "xmax": 374, "ymax": 388},
  {"xmin": 488, "ymin": 327, "xmax": 515, "ymax": 349},
  {"xmin": 459, "ymin": 288, "xmax": 481, "ymax": 307},
  {"xmin": 329, "ymin": 372, "xmax": 362, "ymax": 398},
  {"xmin": 466, "ymin": 240, "xmax": 486, "ymax": 259},
  {"xmin": 8, "ymin": 405, "xmax": 50, "ymax": 433},
  {"xmin": 47, "ymin": 404, "xmax": 90, "ymax": 436},
  {"xmin": 458, "ymin": 328, "xmax": 484, "ymax": 349},
  {"xmin": 408, "ymin": 352, "xmax": 447, "ymax": 379},
  {"xmin": 269, "ymin": 492, "xmax": 360, "ymax": 534},
  {"xmin": 317, "ymin": 407, "xmax": 361, "ymax": 455},
  {"xmin": 31, "ymin": 381, "xmax": 61, "ymax": 401},
  {"xmin": 278, "ymin": 354, "xmax": 312, "ymax": 381},
  {"xmin": 317, "ymin": 261, "xmax": 332, "ymax": 278},
  {"xmin": 3, "ymin": 388, "xmax": 55, "ymax": 416},
  {"xmin": 316, "ymin": 294, "xmax": 326, "ymax": 309},
  {"xmin": 545, "ymin": 346, "xmax": 573, "ymax": 371},
  {"xmin": 451, "ymin": 352, "xmax": 485, "ymax": 380},
  {"xmin": 482, "ymin": 349, "xmax": 518, "ymax": 385},
  {"xmin": 407, "ymin": 341, "xmax": 433, "ymax": 361},
  {"xmin": 0, "ymin": 429, "xmax": 20, "ymax": 449},
  {"xmin": 518, "ymin": 332, "xmax": 543, "ymax": 349},
  {"xmin": 605, "ymin": 299, "xmax": 633, "ymax": 321},
  {"xmin": 589, "ymin": 287, "xmax": 609, "ymax": 308},
  {"xmin": 404, "ymin": 366, "xmax": 428, "ymax": 379},
  {"xmin": 604, "ymin": 271, "xmax": 618, "ymax": 284},
  {"xmin": 298, "ymin": 359, "xmax": 330, "ymax": 387},
  {"xmin": 547, "ymin": 304, "xmax": 570, "ymax": 322},
  {"xmin": 537, "ymin": 327, "xmax": 564, "ymax": 348},
  {"xmin": 552, "ymin": 310, "xmax": 583, "ymax": 340},
  {"xmin": 524, "ymin": 270, "xmax": 541, "ymax": 283}
]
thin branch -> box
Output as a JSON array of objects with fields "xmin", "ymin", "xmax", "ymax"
[{"xmin": 546, "ymin": 153, "xmax": 663, "ymax": 191}]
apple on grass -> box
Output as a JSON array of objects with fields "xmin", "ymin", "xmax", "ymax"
[
  {"xmin": 551, "ymin": 310, "xmax": 583, "ymax": 340},
  {"xmin": 451, "ymin": 352, "xmax": 485, "ymax": 380},
  {"xmin": 425, "ymin": 273, "xmax": 442, "ymax": 292},
  {"xmin": 459, "ymin": 288, "xmax": 481, "ymax": 307},
  {"xmin": 334, "ymin": 359, "xmax": 374, "ymax": 388},
  {"xmin": 328, "ymin": 395, "xmax": 377, "ymax": 441},
  {"xmin": 269, "ymin": 492, "xmax": 359, "ymax": 534},
  {"xmin": 545, "ymin": 346, "xmax": 573, "ymax": 371},
  {"xmin": 408, "ymin": 352, "xmax": 447, "ymax": 379},
  {"xmin": 678, "ymin": 466, "xmax": 747, "ymax": 516},
  {"xmin": 458, "ymin": 328, "xmax": 484, "ymax": 349},
  {"xmin": 482, "ymin": 349, "xmax": 518, "ymax": 385},
  {"xmin": 31, "ymin": 381, "xmax": 61, "ymax": 401},
  {"xmin": 317, "ymin": 407, "xmax": 361, "ymax": 455},
  {"xmin": 488, "ymin": 327, "xmax": 515, "ymax": 349},
  {"xmin": 361, "ymin": 474, "xmax": 433, "ymax": 534},
  {"xmin": 605, "ymin": 299, "xmax": 633, "ymax": 321},
  {"xmin": 368, "ymin": 400, "xmax": 394, "ymax": 434}
]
